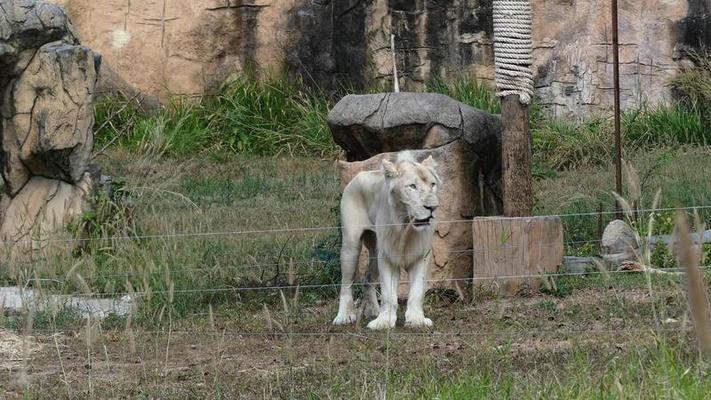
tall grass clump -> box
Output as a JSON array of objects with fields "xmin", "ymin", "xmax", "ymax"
[
  {"xmin": 94, "ymin": 95, "xmax": 215, "ymax": 156},
  {"xmin": 624, "ymin": 103, "xmax": 707, "ymax": 146},
  {"xmin": 533, "ymin": 103, "xmax": 711, "ymax": 171},
  {"xmin": 428, "ymin": 76, "xmax": 501, "ymax": 114},
  {"xmin": 94, "ymin": 72, "xmax": 335, "ymax": 157},
  {"xmin": 670, "ymin": 50, "xmax": 711, "ymax": 126},
  {"xmin": 533, "ymin": 117, "xmax": 612, "ymax": 170},
  {"xmin": 206, "ymin": 73, "xmax": 333, "ymax": 156}
]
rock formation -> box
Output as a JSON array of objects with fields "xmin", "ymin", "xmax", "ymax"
[
  {"xmin": 46, "ymin": 0, "xmax": 708, "ymax": 116},
  {"xmin": 0, "ymin": 0, "xmax": 100, "ymax": 254},
  {"xmin": 328, "ymin": 92, "xmax": 503, "ymax": 290}
]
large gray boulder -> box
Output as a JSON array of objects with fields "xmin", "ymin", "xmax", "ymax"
[
  {"xmin": 328, "ymin": 92, "xmax": 504, "ymax": 291},
  {"xmin": 0, "ymin": 0, "xmax": 100, "ymax": 255},
  {"xmin": 328, "ymin": 92, "xmax": 503, "ymax": 161}
]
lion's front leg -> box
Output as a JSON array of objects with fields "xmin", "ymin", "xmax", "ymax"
[
  {"xmin": 404, "ymin": 257, "xmax": 432, "ymax": 328},
  {"xmin": 366, "ymin": 259, "xmax": 398, "ymax": 330}
]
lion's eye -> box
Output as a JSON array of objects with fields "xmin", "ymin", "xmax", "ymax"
[
  {"xmin": 409, "ymin": 184, "xmax": 417, "ymax": 190},
  {"xmin": 431, "ymin": 182, "xmax": 436, "ymax": 187}
]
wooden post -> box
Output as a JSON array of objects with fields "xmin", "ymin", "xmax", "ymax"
[
  {"xmin": 472, "ymin": 216, "xmax": 563, "ymax": 295},
  {"xmin": 502, "ymin": 94, "xmax": 533, "ymax": 217}
]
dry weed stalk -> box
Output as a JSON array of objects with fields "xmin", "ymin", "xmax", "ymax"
[{"xmin": 675, "ymin": 211, "xmax": 711, "ymax": 354}]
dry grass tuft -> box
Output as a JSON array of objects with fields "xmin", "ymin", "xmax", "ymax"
[{"xmin": 675, "ymin": 211, "xmax": 711, "ymax": 353}]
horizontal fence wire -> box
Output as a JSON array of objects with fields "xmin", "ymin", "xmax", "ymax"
[
  {"xmin": 21, "ymin": 239, "xmax": 604, "ymax": 281},
  {"xmin": 13, "ymin": 266, "xmax": 706, "ymax": 299},
  {"xmin": 18, "ymin": 326, "xmax": 690, "ymax": 339},
  {"xmin": 0, "ymin": 205, "xmax": 709, "ymax": 247}
]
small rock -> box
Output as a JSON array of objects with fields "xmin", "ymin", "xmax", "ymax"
[
  {"xmin": 601, "ymin": 219, "xmax": 640, "ymax": 264},
  {"xmin": 562, "ymin": 256, "xmax": 602, "ymax": 274}
]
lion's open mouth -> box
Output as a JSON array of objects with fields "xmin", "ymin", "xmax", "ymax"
[{"xmin": 413, "ymin": 217, "xmax": 433, "ymax": 227}]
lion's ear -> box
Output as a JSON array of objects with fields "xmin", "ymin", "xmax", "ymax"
[
  {"xmin": 421, "ymin": 155, "xmax": 441, "ymax": 183},
  {"xmin": 381, "ymin": 159, "xmax": 399, "ymax": 178},
  {"xmin": 421, "ymin": 155, "xmax": 438, "ymax": 169}
]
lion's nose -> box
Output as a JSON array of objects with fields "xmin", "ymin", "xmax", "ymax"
[{"xmin": 425, "ymin": 205, "xmax": 438, "ymax": 213}]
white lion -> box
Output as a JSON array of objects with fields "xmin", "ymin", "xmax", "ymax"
[{"xmin": 333, "ymin": 152, "xmax": 440, "ymax": 330}]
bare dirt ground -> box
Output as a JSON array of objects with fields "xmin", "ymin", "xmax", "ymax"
[
  {"xmin": 0, "ymin": 278, "xmax": 695, "ymax": 399},
  {"xmin": 2, "ymin": 152, "xmax": 709, "ymax": 398}
]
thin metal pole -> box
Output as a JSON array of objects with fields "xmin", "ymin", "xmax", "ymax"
[
  {"xmin": 391, "ymin": 34, "xmax": 400, "ymax": 93},
  {"xmin": 611, "ymin": 0, "xmax": 623, "ymax": 217}
]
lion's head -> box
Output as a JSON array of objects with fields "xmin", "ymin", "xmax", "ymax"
[{"xmin": 381, "ymin": 153, "xmax": 440, "ymax": 231}]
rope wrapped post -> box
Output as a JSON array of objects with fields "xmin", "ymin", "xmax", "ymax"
[{"xmin": 493, "ymin": 0, "xmax": 534, "ymax": 217}]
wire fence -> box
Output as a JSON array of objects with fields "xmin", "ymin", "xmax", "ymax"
[
  {"xmin": 12, "ymin": 266, "xmax": 700, "ymax": 300},
  {"xmin": 2, "ymin": 203, "xmax": 707, "ymax": 396},
  {"xmin": 16, "ymin": 239, "xmax": 605, "ymax": 282},
  {"xmin": 18, "ymin": 325, "xmax": 691, "ymax": 339},
  {"xmin": 1, "ymin": 204, "xmax": 708, "ymax": 298},
  {"xmin": 1, "ymin": 205, "xmax": 709, "ymax": 246}
]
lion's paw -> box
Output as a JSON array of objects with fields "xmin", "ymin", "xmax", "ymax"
[
  {"xmin": 332, "ymin": 311, "xmax": 357, "ymax": 325},
  {"xmin": 366, "ymin": 315, "xmax": 396, "ymax": 330},
  {"xmin": 363, "ymin": 302, "xmax": 379, "ymax": 318},
  {"xmin": 404, "ymin": 316, "xmax": 433, "ymax": 328}
]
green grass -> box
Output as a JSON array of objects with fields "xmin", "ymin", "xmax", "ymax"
[
  {"xmin": 1, "ymin": 145, "xmax": 708, "ymax": 323},
  {"xmin": 534, "ymin": 146, "xmax": 711, "ymax": 250},
  {"xmin": 3, "ymin": 70, "xmax": 711, "ymax": 398},
  {"xmin": 419, "ymin": 337, "xmax": 711, "ymax": 399},
  {"xmin": 94, "ymin": 73, "xmax": 505, "ymax": 159},
  {"xmin": 427, "ymin": 76, "xmax": 501, "ymax": 114},
  {"xmin": 96, "ymin": 70, "xmax": 711, "ymax": 176},
  {"xmin": 95, "ymin": 72, "xmax": 335, "ymax": 157}
]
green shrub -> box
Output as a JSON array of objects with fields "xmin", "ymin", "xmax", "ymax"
[
  {"xmin": 670, "ymin": 50, "xmax": 711, "ymax": 125},
  {"xmin": 624, "ymin": 104, "xmax": 707, "ymax": 146},
  {"xmin": 533, "ymin": 104, "xmax": 710, "ymax": 171},
  {"xmin": 428, "ymin": 76, "xmax": 500, "ymax": 114},
  {"xmin": 94, "ymin": 72, "xmax": 335, "ymax": 157}
]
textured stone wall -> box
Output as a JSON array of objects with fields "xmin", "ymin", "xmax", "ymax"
[
  {"xmin": 532, "ymin": 0, "xmax": 690, "ymax": 117},
  {"xmin": 0, "ymin": 0, "xmax": 99, "ymax": 255},
  {"xmin": 46, "ymin": 0, "xmax": 496, "ymax": 96},
  {"xmin": 49, "ymin": 0, "xmax": 707, "ymax": 117}
]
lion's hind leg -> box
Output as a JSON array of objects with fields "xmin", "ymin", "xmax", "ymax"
[
  {"xmin": 333, "ymin": 233, "xmax": 361, "ymax": 325},
  {"xmin": 362, "ymin": 231, "xmax": 379, "ymax": 318},
  {"xmin": 333, "ymin": 200, "xmax": 369, "ymax": 325}
]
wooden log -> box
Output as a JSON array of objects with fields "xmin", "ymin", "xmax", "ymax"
[
  {"xmin": 472, "ymin": 216, "xmax": 563, "ymax": 295},
  {"xmin": 501, "ymin": 94, "xmax": 533, "ymax": 217}
]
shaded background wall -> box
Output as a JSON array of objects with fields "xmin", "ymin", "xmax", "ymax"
[{"xmin": 52, "ymin": 0, "xmax": 710, "ymax": 117}]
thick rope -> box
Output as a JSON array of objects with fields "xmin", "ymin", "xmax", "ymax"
[{"xmin": 493, "ymin": 0, "xmax": 534, "ymax": 104}]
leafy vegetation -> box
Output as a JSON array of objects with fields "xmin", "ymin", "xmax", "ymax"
[
  {"xmin": 670, "ymin": 50, "xmax": 711, "ymax": 127},
  {"xmin": 3, "ymin": 61, "xmax": 709, "ymax": 398},
  {"xmin": 96, "ymin": 65, "xmax": 711, "ymax": 176},
  {"xmin": 427, "ymin": 76, "xmax": 501, "ymax": 114},
  {"xmin": 95, "ymin": 72, "xmax": 334, "ymax": 157}
]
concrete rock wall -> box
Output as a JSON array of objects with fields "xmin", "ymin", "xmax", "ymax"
[
  {"xmin": 0, "ymin": 0, "xmax": 99, "ymax": 255},
  {"xmin": 532, "ymin": 0, "xmax": 691, "ymax": 117},
  {"xmin": 50, "ymin": 0, "xmax": 708, "ymax": 116}
]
